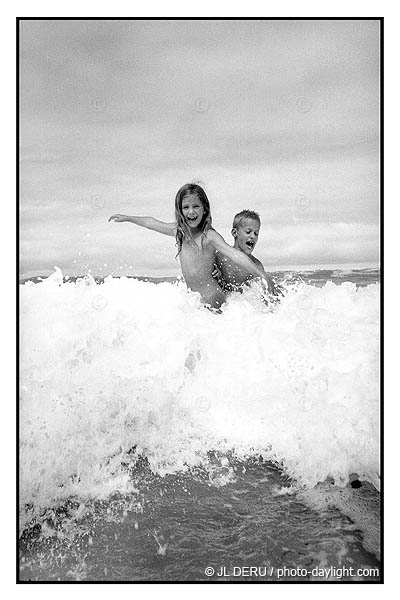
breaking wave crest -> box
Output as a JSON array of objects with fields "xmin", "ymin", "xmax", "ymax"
[{"xmin": 20, "ymin": 268, "xmax": 380, "ymax": 525}]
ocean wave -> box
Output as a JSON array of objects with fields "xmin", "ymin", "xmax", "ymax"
[{"xmin": 20, "ymin": 268, "xmax": 380, "ymax": 523}]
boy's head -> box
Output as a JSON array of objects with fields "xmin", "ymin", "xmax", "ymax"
[{"xmin": 232, "ymin": 210, "xmax": 261, "ymax": 255}]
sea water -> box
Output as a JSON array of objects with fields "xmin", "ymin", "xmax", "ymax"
[{"xmin": 19, "ymin": 268, "xmax": 381, "ymax": 581}]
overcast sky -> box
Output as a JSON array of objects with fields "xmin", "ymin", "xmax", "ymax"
[{"xmin": 20, "ymin": 19, "xmax": 380, "ymax": 278}]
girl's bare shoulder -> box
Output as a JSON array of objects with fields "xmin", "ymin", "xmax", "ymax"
[{"xmin": 204, "ymin": 228, "xmax": 220, "ymax": 242}]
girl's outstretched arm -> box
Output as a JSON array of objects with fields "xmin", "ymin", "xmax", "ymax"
[
  {"xmin": 207, "ymin": 229, "xmax": 276, "ymax": 292},
  {"xmin": 109, "ymin": 214, "xmax": 176, "ymax": 237}
]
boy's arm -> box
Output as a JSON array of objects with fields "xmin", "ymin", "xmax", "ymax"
[
  {"xmin": 253, "ymin": 257, "xmax": 282, "ymax": 297},
  {"xmin": 207, "ymin": 229, "xmax": 265, "ymax": 279},
  {"xmin": 253, "ymin": 258, "xmax": 278, "ymax": 295},
  {"xmin": 109, "ymin": 214, "xmax": 176, "ymax": 237},
  {"xmin": 253, "ymin": 256, "xmax": 282, "ymax": 296}
]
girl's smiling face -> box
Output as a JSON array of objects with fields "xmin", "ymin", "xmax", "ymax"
[{"xmin": 181, "ymin": 194, "xmax": 205, "ymax": 229}]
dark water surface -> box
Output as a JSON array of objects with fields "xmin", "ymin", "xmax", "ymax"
[
  {"xmin": 19, "ymin": 460, "xmax": 380, "ymax": 582},
  {"xmin": 19, "ymin": 267, "xmax": 380, "ymax": 288}
]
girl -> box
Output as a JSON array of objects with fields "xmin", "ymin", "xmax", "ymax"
[{"xmin": 109, "ymin": 183, "xmax": 271, "ymax": 309}]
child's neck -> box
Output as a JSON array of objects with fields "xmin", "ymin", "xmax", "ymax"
[
  {"xmin": 191, "ymin": 227, "xmax": 204, "ymax": 238},
  {"xmin": 234, "ymin": 241, "xmax": 255, "ymax": 260}
]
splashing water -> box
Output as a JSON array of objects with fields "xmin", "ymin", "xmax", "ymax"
[{"xmin": 19, "ymin": 268, "xmax": 380, "ymax": 581}]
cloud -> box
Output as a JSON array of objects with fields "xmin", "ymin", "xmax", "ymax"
[{"xmin": 19, "ymin": 19, "xmax": 380, "ymax": 277}]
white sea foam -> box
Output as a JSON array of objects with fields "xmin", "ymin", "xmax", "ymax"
[{"xmin": 20, "ymin": 269, "xmax": 380, "ymax": 520}]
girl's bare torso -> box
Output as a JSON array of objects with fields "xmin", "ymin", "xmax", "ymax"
[{"xmin": 179, "ymin": 236, "xmax": 226, "ymax": 308}]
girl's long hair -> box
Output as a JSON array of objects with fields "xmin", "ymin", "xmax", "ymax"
[{"xmin": 174, "ymin": 183, "xmax": 212, "ymax": 255}]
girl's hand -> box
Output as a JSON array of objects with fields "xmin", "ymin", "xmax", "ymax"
[{"xmin": 108, "ymin": 214, "xmax": 126, "ymax": 222}]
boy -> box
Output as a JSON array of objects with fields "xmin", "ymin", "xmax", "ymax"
[{"xmin": 213, "ymin": 210, "xmax": 278, "ymax": 294}]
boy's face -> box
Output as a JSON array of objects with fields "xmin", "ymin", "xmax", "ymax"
[{"xmin": 232, "ymin": 218, "xmax": 260, "ymax": 255}]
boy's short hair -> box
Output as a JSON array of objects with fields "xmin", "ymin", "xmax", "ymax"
[{"xmin": 232, "ymin": 210, "xmax": 261, "ymax": 229}]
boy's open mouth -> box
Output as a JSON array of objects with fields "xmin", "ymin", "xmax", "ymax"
[{"xmin": 246, "ymin": 241, "xmax": 255, "ymax": 249}]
